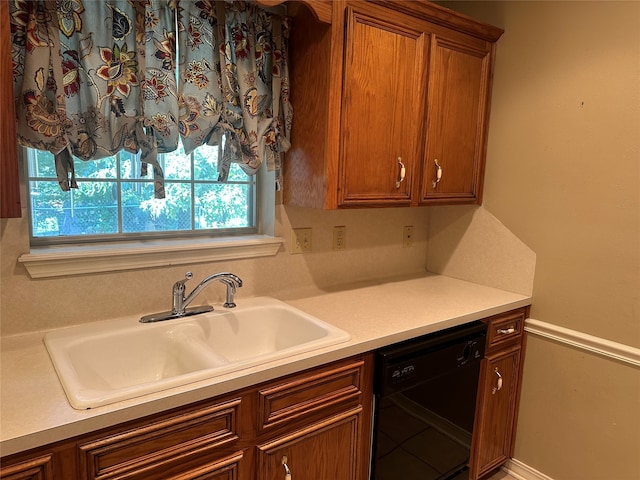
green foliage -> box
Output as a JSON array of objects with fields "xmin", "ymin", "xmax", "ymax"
[{"xmin": 26, "ymin": 143, "xmax": 254, "ymax": 239}]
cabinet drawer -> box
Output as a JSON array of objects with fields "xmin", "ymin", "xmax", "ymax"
[
  {"xmin": 169, "ymin": 451, "xmax": 244, "ymax": 480},
  {"xmin": 484, "ymin": 309, "xmax": 526, "ymax": 350},
  {"xmin": 78, "ymin": 398, "xmax": 241, "ymax": 480},
  {"xmin": 0, "ymin": 454, "xmax": 54, "ymax": 480},
  {"xmin": 258, "ymin": 359, "xmax": 365, "ymax": 433}
]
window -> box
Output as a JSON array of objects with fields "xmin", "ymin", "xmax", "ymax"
[
  {"xmin": 13, "ymin": 0, "xmax": 288, "ymax": 277},
  {"xmin": 25, "ymin": 141, "xmax": 257, "ymax": 245}
]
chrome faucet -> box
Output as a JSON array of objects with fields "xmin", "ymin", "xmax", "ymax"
[{"xmin": 140, "ymin": 271, "xmax": 243, "ymax": 323}]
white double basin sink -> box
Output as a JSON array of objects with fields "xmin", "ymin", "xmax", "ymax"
[{"xmin": 44, "ymin": 297, "xmax": 350, "ymax": 409}]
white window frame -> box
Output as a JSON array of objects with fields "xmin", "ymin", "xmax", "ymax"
[{"xmin": 18, "ymin": 148, "xmax": 283, "ymax": 279}]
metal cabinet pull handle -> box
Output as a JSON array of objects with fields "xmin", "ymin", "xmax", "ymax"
[
  {"xmin": 396, "ymin": 157, "xmax": 406, "ymax": 188},
  {"xmin": 282, "ymin": 456, "xmax": 292, "ymax": 480},
  {"xmin": 497, "ymin": 327, "xmax": 516, "ymax": 335},
  {"xmin": 492, "ymin": 367, "xmax": 503, "ymax": 395},
  {"xmin": 432, "ymin": 159, "xmax": 443, "ymax": 188}
]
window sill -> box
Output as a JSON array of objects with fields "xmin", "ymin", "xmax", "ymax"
[{"xmin": 18, "ymin": 235, "xmax": 284, "ymax": 278}]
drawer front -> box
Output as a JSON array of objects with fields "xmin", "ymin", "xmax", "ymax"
[
  {"xmin": 78, "ymin": 398, "xmax": 241, "ymax": 480},
  {"xmin": 258, "ymin": 359, "xmax": 365, "ymax": 433},
  {"xmin": 484, "ymin": 309, "xmax": 526, "ymax": 350},
  {"xmin": 166, "ymin": 451, "xmax": 244, "ymax": 480},
  {"xmin": 0, "ymin": 454, "xmax": 54, "ymax": 480}
]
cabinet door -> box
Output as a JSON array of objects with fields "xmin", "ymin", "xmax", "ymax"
[
  {"xmin": 421, "ymin": 34, "xmax": 493, "ymax": 204},
  {"xmin": 257, "ymin": 409, "xmax": 363, "ymax": 480},
  {"xmin": 339, "ymin": 7, "xmax": 428, "ymax": 207},
  {"xmin": 469, "ymin": 346, "xmax": 521, "ymax": 480}
]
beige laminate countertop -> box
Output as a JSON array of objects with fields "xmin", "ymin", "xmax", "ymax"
[{"xmin": 0, "ymin": 273, "xmax": 531, "ymax": 457}]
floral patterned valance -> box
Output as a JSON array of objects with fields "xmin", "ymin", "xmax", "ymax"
[{"xmin": 9, "ymin": 0, "xmax": 292, "ymax": 198}]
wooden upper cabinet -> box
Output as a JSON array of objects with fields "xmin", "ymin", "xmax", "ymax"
[
  {"xmin": 339, "ymin": 7, "xmax": 427, "ymax": 206},
  {"xmin": 283, "ymin": 0, "xmax": 503, "ymax": 209},
  {"xmin": 257, "ymin": 0, "xmax": 333, "ymax": 24},
  {"xmin": 421, "ymin": 33, "xmax": 493, "ymax": 204},
  {"xmin": 1, "ymin": 0, "xmax": 21, "ymax": 218}
]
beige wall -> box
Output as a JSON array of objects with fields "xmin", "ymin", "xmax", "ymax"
[{"xmin": 441, "ymin": 2, "xmax": 640, "ymax": 479}]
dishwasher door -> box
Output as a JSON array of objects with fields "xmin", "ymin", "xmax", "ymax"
[{"xmin": 372, "ymin": 321, "xmax": 486, "ymax": 480}]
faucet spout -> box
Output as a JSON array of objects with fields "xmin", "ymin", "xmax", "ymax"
[
  {"xmin": 182, "ymin": 272, "xmax": 243, "ymax": 311},
  {"xmin": 140, "ymin": 271, "xmax": 243, "ymax": 323}
]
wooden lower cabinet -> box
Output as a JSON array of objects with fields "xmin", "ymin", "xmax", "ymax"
[
  {"xmin": 2, "ymin": 312, "xmax": 529, "ymax": 480},
  {"xmin": 469, "ymin": 346, "xmax": 521, "ymax": 479},
  {"xmin": 469, "ymin": 308, "xmax": 527, "ymax": 480},
  {"xmin": 0, "ymin": 355, "xmax": 373, "ymax": 480},
  {"xmin": 77, "ymin": 397, "xmax": 244, "ymax": 480},
  {"xmin": 257, "ymin": 409, "xmax": 363, "ymax": 480},
  {"xmin": 170, "ymin": 452, "xmax": 246, "ymax": 480},
  {"xmin": 0, "ymin": 454, "xmax": 54, "ymax": 480}
]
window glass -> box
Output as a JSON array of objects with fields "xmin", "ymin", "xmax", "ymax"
[{"xmin": 26, "ymin": 141, "xmax": 256, "ymax": 244}]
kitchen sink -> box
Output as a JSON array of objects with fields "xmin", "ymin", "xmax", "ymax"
[
  {"xmin": 44, "ymin": 297, "xmax": 350, "ymax": 409},
  {"xmin": 191, "ymin": 303, "xmax": 340, "ymax": 362}
]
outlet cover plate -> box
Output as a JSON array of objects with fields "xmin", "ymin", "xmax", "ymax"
[
  {"xmin": 291, "ymin": 228, "xmax": 312, "ymax": 254},
  {"xmin": 333, "ymin": 226, "xmax": 346, "ymax": 251},
  {"xmin": 403, "ymin": 226, "xmax": 414, "ymax": 248}
]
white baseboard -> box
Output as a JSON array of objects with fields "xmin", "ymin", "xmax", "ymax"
[{"xmin": 503, "ymin": 459, "xmax": 555, "ymax": 480}]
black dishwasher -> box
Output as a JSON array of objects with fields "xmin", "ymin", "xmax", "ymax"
[{"xmin": 372, "ymin": 321, "xmax": 486, "ymax": 480}]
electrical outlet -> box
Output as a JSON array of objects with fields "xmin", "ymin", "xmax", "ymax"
[
  {"xmin": 333, "ymin": 226, "xmax": 346, "ymax": 251},
  {"xmin": 291, "ymin": 228, "xmax": 312, "ymax": 254},
  {"xmin": 403, "ymin": 225, "xmax": 414, "ymax": 248}
]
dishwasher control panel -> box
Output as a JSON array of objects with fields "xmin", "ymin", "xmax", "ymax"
[
  {"xmin": 375, "ymin": 321, "xmax": 486, "ymax": 395},
  {"xmin": 390, "ymin": 364, "xmax": 417, "ymax": 384}
]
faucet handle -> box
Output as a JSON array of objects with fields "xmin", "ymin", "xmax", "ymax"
[
  {"xmin": 171, "ymin": 272, "xmax": 194, "ymax": 315},
  {"xmin": 172, "ymin": 271, "xmax": 193, "ymax": 292},
  {"xmin": 178, "ymin": 271, "xmax": 193, "ymax": 284}
]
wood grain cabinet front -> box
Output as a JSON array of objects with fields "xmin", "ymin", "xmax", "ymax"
[
  {"xmin": 257, "ymin": 409, "xmax": 363, "ymax": 480},
  {"xmin": 420, "ymin": 32, "xmax": 495, "ymax": 204},
  {"xmin": 257, "ymin": 357, "xmax": 366, "ymax": 434},
  {"xmin": 0, "ymin": 454, "xmax": 54, "ymax": 480},
  {"xmin": 283, "ymin": 0, "xmax": 503, "ymax": 209},
  {"xmin": 0, "ymin": 0, "xmax": 21, "ymax": 218},
  {"xmin": 256, "ymin": 356, "xmax": 373, "ymax": 480},
  {"xmin": 0, "ymin": 355, "xmax": 373, "ymax": 480},
  {"xmin": 338, "ymin": 5, "xmax": 427, "ymax": 207},
  {"xmin": 469, "ymin": 308, "xmax": 528, "ymax": 480},
  {"xmin": 77, "ymin": 398, "xmax": 243, "ymax": 480}
]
